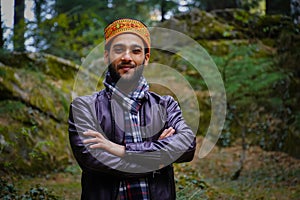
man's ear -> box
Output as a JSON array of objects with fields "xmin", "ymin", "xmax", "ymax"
[
  {"xmin": 144, "ymin": 52, "xmax": 150, "ymax": 66},
  {"xmin": 104, "ymin": 50, "xmax": 109, "ymax": 65}
]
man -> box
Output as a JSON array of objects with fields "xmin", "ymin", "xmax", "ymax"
[{"xmin": 68, "ymin": 18, "xmax": 196, "ymax": 200}]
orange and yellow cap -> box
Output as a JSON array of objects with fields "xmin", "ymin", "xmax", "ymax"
[{"xmin": 104, "ymin": 18, "xmax": 151, "ymax": 53}]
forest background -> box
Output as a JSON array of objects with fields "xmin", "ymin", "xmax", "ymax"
[{"xmin": 0, "ymin": 0, "xmax": 300, "ymax": 199}]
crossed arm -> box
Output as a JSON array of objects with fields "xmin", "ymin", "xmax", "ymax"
[
  {"xmin": 82, "ymin": 127, "xmax": 176, "ymax": 157},
  {"xmin": 69, "ymin": 94, "xmax": 196, "ymax": 175}
]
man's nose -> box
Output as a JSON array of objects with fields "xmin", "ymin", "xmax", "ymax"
[{"xmin": 121, "ymin": 50, "xmax": 132, "ymax": 62}]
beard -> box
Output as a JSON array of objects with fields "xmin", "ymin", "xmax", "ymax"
[{"xmin": 108, "ymin": 63, "xmax": 144, "ymax": 91}]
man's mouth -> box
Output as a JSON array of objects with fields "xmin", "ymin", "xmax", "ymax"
[{"xmin": 118, "ymin": 65, "xmax": 135, "ymax": 72}]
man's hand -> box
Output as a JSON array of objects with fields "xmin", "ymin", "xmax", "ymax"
[
  {"xmin": 83, "ymin": 130, "xmax": 125, "ymax": 157},
  {"xmin": 159, "ymin": 127, "xmax": 175, "ymax": 140}
]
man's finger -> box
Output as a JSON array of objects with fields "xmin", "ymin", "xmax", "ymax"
[
  {"xmin": 163, "ymin": 129, "xmax": 175, "ymax": 138},
  {"xmin": 83, "ymin": 130, "xmax": 102, "ymax": 137},
  {"xmin": 159, "ymin": 130, "xmax": 168, "ymax": 139},
  {"xmin": 166, "ymin": 128, "xmax": 175, "ymax": 136},
  {"xmin": 89, "ymin": 144, "xmax": 102, "ymax": 149},
  {"xmin": 159, "ymin": 127, "xmax": 175, "ymax": 139},
  {"xmin": 83, "ymin": 138, "xmax": 99, "ymax": 144}
]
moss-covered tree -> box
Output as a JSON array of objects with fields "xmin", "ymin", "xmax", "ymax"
[{"xmin": 13, "ymin": 0, "xmax": 25, "ymax": 51}]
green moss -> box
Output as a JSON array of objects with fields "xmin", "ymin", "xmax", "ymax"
[
  {"xmin": 161, "ymin": 9, "xmax": 244, "ymax": 40},
  {"xmin": 45, "ymin": 55, "xmax": 78, "ymax": 80},
  {"xmin": 261, "ymin": 38, "xmax": 276, "ymax": 47},
  {"xmin": 0, "ymin": 111, "xmax": 70, "ymax": 174},
  {"xmin": 0, "ymin": 52, "xmax": 37, "ymax": 70},
  {"xmin": 0, "ymin": 66, "xmax": 22, "ymax": 96},
  {"xmin": 0, "ymin": 70, "xmax": 71, "ymax": 174},
  {"xmin": 198, "ymin": 39, "xmax": 249, "ymax": 56},
  {"xmin": 0, "ymin": 101, "xmax": 25, "ymax": 115},
  {"xmin": 10, "ymin": 68, "xmax": 71, "ymax": 121}
]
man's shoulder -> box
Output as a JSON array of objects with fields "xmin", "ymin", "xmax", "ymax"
[
  {"xmin": 148, "ymin": 91, "xmax": 176, "ymax": 104},
  {"xmin": 71, "ymin": 90, "xmax": 106, "ymax": 104}
]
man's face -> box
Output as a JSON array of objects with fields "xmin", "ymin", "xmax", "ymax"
[{"xmin": 105, "ymin": 33, "xmax": 150, "ymax": 83}]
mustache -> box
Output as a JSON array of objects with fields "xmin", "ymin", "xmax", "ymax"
[{"xmin": 117, "ymin": 63, "xmax": 136, "ymax": 69}]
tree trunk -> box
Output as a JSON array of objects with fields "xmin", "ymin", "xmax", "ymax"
[
  {"xmin": 235, "ymin": 0, "xmax": 241, "ymax": 8},
  {"xmin": 266, "ymin": 0, "xmax": 290, "ymax": 15},
  {"xmin": 231, "ymin": 115, "xmax": 247, "ymax": 180},
  {"xmin": 0, "ymin": 3, "xmax": 4, "ymax": 49},
  {"xmin": 13, "ymin": 0, "xmax": 25, "ymax": 51},
  {"xmin": 33, "ymin": 0, "xmax": 46, "ymax": 51},
  {"xmin": 34, "ymin": 0, "xmax": 44, "ymax": 25},
  {"xmin": 205, "ymin": 0, "xmax": 239, "ymax": 11},
  {"xmin": 160, "ymin": 0, "xmax": 166, "ymax": 22},
  {"xmin": 291, "ymin": 0, "xmax": 300, "ymax": 24}
]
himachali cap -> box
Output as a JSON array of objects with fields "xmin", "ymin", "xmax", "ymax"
[{"xmin": 104, "ymin": 18, "xmax": 151, "ymax": 53}]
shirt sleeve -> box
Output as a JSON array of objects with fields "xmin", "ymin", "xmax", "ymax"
[
  {"xmin": 124, "ymin": 95, "xmax": 196, "ymax": 166},
  {"xmin": 68, "ymin": 95, "xmax": 155, "ymax": 177}
]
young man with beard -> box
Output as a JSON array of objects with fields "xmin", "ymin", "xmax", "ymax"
[{"xmin": 68, "ymin": 18, "xmax": 196, "ymax": 200}]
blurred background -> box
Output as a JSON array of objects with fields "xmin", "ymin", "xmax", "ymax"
[{"xmin": 0, "ymin": 0, "xmax": 299, "ymax": 199}]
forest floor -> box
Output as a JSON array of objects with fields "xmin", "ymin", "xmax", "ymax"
[
  {"xmin": 176, "ymin": 137, "xmax": 300, "ymax": 199},
  {"xmin": 4, "ymin": 137, "xmax": 300, "ymax": 200}
]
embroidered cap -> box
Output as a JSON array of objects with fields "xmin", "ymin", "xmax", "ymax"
[{"xmin": 104, "ymin": 18, "xmax": 151, "ymax": 53}]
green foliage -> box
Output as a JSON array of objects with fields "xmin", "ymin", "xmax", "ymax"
[
  {"xmin": 0, "ymin": 178, "xmax": 60, "ymax": 200},
  {"xmin": 210, "ymin": 27, "xmax": 300, "ymax": 156},
  {"xmin": 174, "ymin": 163, "xmax": 213, "ymax": 199},
  {"xmin": 0, "ymin": 101, "xmax": 25, "ymax": 115},
  {"xmin": 64, "ymin": 165, "xmax": 81, "ymax": 175},
  {"xmin": 220, "ymin": 45, "xmax": 284, "ymax": 106},
  {"xmin": 0, "ymin": 52, "xmax": 74, "ymax": 174},
  {"xmin": 240, "ymin": 0, "xmax": 261, "ymax": 11},
  {"xmin": 277, "ymin": 28, "xmax": 300, "ymax": 82},
  {"xmin": 21, "ymin": 185, "xmax": 59, "ymax": 200},
  {"xmin": 192, "ymin": 0, "xmax": 262, "ymax": 11},
  {"xmin": 35, "ymin": 12, "xmax": 104, "ymax": 63},
  {"xmin": 253, "ymin": 15, "xmax": 296, "ymax": 39},
  {"xmin": 27, "ymin": 0, "xmax": 180, "ymax": 62},
  {"xmin": 213, "ymin": 43, "xmax": 292, "ymax": 149},
  {"xmin": 0, "ymin": 178, "xmax": 17, "ymax": 200},
  {"xmin": 29, "ymin": 140, "xmax": 55, "ymax": 161}
]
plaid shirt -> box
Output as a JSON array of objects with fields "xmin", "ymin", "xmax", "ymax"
[{"xmin": 104, "ymin": 73, "xmax": 150, "ymax": 200}]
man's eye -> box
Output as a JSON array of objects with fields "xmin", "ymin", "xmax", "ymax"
[
  {"xmin": 113, "ymin": 48, "xmax": 124, "ymax": 53},
  {"xmin": 132, "ymin": 49, "xmax": 142, "ymax": 54}
]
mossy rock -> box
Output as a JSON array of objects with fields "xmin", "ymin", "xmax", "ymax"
[
  {"xmin": 0, "ymin": 51, "xmax": 79, "ymax": 80},
  {"xmin": 251, "ymin": 15, "xmax": 295, "ymax": 39},
  {"xmin": 0, "ymin": 66, "xmax": 70, "ymax": 121},
  {"xmin": 39, "ymin": 54, "xmax": 78, "ymax": 80},
  {"xmin": 160, "ymin": 8, "xmax": 244, "ymax": 40},
  {"xmin": 0, "ymin": 51, "xmax": 37, "ymax": 70},
  {"xmin": 0, "ymin": 65, "xmax": 23, "ymax": 100},
  {"xmin": 211, "ymin": 8, "xmax": 259, "ymax": 37},
  {"xmin": 212, "ymin": 8, "xmax": 255, "ymax": 27},
  {"xmin": 211, "ymin": 9, "xmax": 298, "ymax": 40},
  {"xmin": 198, "ymin": 39, "xmax": 250, "ymax": 56},
  {"xmin": 0, "ymin": 52, "xmax": 75, "ymax": 174},
  {"xmin": 0, "ymin": 100, "xmax": 70, "ymax": 174}
]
